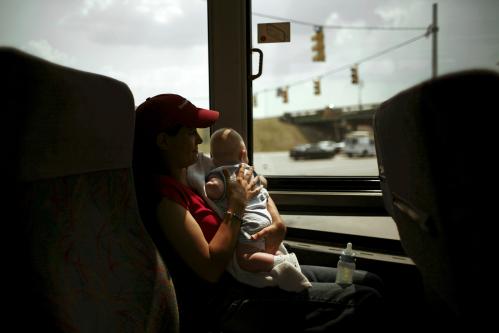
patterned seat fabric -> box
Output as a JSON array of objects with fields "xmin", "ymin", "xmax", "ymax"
[
  {"xmin": 3, "ymin": 47, "xmax": 179, "ymax": 332},
  {"xmin": 21, "ymin": 170, "xmax": 178, "ymax": 332}
]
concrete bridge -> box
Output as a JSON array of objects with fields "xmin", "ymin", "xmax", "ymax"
[{"xmin": 279, "ymin": 103, "xmax": 379, "ymax": 142}]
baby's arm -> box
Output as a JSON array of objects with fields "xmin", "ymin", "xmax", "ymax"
[
  {"xmin": 236, "ymin": 242, "xmax": 283, "ymax": 272},
  {"xmin": 205, "ymin": 176, "xmax": 225, "ymax": 201}
]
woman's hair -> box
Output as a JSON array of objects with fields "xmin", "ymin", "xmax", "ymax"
[{"xmin": 132, "ymin": 110, "xmax": 182, "ymax": 224}]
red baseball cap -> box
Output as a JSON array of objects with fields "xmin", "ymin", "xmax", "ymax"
[{"xmin": 135, "ymin": 94, "xmax": 219, "ymax": 135}]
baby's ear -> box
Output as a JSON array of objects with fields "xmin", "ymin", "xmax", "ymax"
[{"xmin": 240, "ymin": 148, "xmax": 249, "ymax": 164}]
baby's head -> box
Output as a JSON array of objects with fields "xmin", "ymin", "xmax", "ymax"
[{"xmin": 210, "ymin": 128, "xmax": 248, "ymax": 167}]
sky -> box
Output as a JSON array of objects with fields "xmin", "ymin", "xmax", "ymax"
[{"xmin": 1, "ymin": 0, "xmax": 498, "ymax": 119}]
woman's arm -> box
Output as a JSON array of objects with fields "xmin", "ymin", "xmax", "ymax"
[
  {"xmin": 157, "ymin": 198, "xmax": 241, "ymax": 282},
  {"xmin": 157, "ymin": 165, "xmax": 259, "ymax": 282},
  {"xmin": 251, "ymin": 196, "xmax": 287, "ymax": 254}
]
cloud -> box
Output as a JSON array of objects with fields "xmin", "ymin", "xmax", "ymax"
[
  {"xmin": 60, "ymin": 0, "xmax": 204, "ymax": 47},
  {"xmin": 81, "ymin": 0, "xmax": 115, "ymax": 16},
  {"xmin": 134, "ymin": 0, "xmax": 183, "ymax": 24},
  {"xmin": 94, "ymin": 44, "xmax": 209, "ymax": 104},
  {"xmin": 80, "ymin": 0, "xmax": 184, "ymax": 23},
  {"xmin": 22, "ymin": 40, "xmax": 77, "ymax": 67},
  {"xmin": 374, "ymin": 6, "xmax": 408, "ymax": 27},
  {"xmin": 374, "ymin": 2, "xmax": 428, "ymax": 27}
]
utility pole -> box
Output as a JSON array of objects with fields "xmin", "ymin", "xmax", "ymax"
[{"xmin": 432, "ymin": 3, "xmax": 438, "ymax": 78}]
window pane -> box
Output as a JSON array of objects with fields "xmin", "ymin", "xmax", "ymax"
[
  {"xmin": 1, "ymin": 0, "xmax": 211, "ymax": 152},
  {"xmin": 252, "ymin": 0, "xmax": 499, "ymax": 176}
]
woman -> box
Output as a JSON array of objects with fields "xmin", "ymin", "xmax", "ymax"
[{"xmin": 132, "ymin": 94, "xmax": 384, "ymax": 332}]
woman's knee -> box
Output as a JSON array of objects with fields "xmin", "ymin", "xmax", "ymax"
[{"xmin": 353, "ymin": 270, "xmax": 384, "ymax": 294}]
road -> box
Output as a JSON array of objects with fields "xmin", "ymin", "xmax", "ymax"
[{"xmin": 253, "ymin": 151, "xmax": 379, "ymax": 176}]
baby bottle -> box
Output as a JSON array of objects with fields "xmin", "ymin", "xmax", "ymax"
[{"xmin": 335, "ymin": 242, "xmax": 356, "ymax": 285}]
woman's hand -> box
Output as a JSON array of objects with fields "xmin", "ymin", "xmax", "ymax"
[
  {"xmin": 225, "ymin": 164, "xmax": 261, "ymax": 216},
  {"xmin": 251, "ymin": 222, "xmax": 286, "ymax": 254}
]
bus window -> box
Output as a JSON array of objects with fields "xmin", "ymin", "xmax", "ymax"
[
  {"xmin": 0, "ymin": 0, "xmax": 212, "ymax": 153},
  {"xmin": 248, "ymin": 0, "xmax": 499, "ymax": 239},
  {"xmin": 251, "ymin": 0, "xmax": 499, "ymax": 177}
]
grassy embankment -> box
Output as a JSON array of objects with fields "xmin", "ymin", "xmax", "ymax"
[
  {"xmin": 253, "ymin": 117, "xmax": 324, "ymax": 152},
  {"xmin": 198, "ymin": 117, "xmax": 320, "ymax": 153}
]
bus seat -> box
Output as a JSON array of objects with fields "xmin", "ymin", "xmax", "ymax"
[
  {"xmin": 373, "ymin": 69, "xmax": 499, "ymax": 324},
  {"xmin": 2, "ymin": 47, "xmax": 179, "ymax": 332}
]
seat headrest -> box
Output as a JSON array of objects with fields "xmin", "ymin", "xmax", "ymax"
[{"xmin": 1, "ymin": 47, "xmax": 135, "ymax": 182}]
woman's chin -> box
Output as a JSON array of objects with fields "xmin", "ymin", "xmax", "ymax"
[{"xmin": 188, "ymin": 153, "xmax": 199, "ymax": 165}]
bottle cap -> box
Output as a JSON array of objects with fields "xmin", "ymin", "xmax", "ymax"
[{"xmin": 340, "ymin": 242, "xmax": 356, "ymax": 262}]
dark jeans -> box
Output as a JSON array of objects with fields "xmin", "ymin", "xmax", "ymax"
[{"xmin": 211, "ymin": 265, "xmax": 385, "ymax": 333}]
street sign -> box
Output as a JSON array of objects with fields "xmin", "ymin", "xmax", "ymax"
[{"xmin": 258, "ymin": 22, "xmax": 290, "ymax": 43}]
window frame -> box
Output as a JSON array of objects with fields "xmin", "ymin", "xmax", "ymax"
[
  {"xmin": 207, "ymin": 0, "xmax": 395, "ymax": 254},
  {"xmin": 267, "ymin": 176, "xmax": 386, "ymax": 216}
]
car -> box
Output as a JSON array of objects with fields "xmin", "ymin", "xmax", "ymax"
[
  {"xmin": 343, "ymin": 131, "xmax": 376, "ymax": 157},
  {"xmin": 334, "ymin": 140, "xmax": 345, "ymax": 152},
  {"xmin": 289, "ymin": 140, "xmax": 341, "ymax": 160}
]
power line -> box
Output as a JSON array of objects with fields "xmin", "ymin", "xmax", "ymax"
[
  {"xmin": 325, "ymin": 32, "xmax": 428, "ymax": 76},
  {"xmin": 253, "ymin": 12, "xmax": 427, "ymax": 31},
  {"xmin": 254, "ymin": 31, "xmax": 428, "ymax": 95}
]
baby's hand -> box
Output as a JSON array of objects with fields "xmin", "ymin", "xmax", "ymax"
[
  {"xmin": 251, "ymin": 223, "xmax": 285, "ymax": 254},
  {"xmin": 205, "ymin": 177, "xmax": 224, "ymax": 200}
]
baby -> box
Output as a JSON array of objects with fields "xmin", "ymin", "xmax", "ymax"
[{"xmin": 205, "ymin": 128, "xmax": 311, "ymax": 291}]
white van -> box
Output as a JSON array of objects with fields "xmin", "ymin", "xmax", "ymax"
[{"xmin": 344, "ymin": 131, "xmax": 376, "ymax": 157}]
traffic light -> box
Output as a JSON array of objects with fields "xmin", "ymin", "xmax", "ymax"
[
  {"xmin": 313, "ymin": 79, "xmax": 321, "ymax": 95},
  {"xmin": 276, "ymin": 87, "xmax": 283, "ymax": 97},
  {"xmin": 277, "ymin": 87, "xmax": 289, "ymax": 103},
  {"xmin": 351, "ymin": 65, "xmax": 359, "ymax": 84},
  {"xmin": 311, "ymin": 26, "xmax": 325, "ymax": 62}
]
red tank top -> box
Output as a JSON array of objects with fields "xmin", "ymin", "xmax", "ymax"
[{"xmin": 158, "ymin": 175, "xmax": 221, "ymax": 242}]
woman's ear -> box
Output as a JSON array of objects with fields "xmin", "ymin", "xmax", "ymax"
[{"xmin": 156, "ymin": 132, "xmax": 170, "ymax": 150}]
